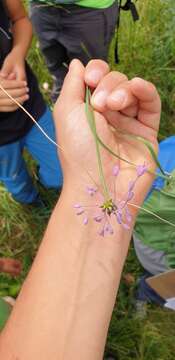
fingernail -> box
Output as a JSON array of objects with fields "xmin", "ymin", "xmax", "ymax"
[
  {"xmin": 110, "ymin": 89, "xmax": 126, "ymax": 105},
  {"xmin": 26, "ymin": 87, "xmax": 29, "ymax": 92},
  {"xmin": 69, "ymin": 59, "xmax": 81, "ymax": 71},
  {"xmin": 87, "ymin": 70, "xmax": 103, "ymax": 84},
  {"xmin": 92, "ymin": 90, "xmax": 107, "ymax": 108},
  {"xmin": 25, "ymin": 94, "xmax": 29, "ymax": 100}
]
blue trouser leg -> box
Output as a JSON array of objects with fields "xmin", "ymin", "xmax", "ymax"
[
  {"xmin": 23, "ymin": 108, "xmax": 63, "ymax": 188},
  {"xmin": 0, "ymin": 141, "xmax": 38, "ymax": 203}
]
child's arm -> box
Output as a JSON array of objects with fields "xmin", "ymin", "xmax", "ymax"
[
  {"xmin": 0, "ymin": 60, "xmax": 160, "ymax": 360},
  {"xmin": 0, "ymin": 0, "xmax": 33, "ymax": 81}
]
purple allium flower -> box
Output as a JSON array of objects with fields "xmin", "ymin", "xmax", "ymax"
[{"xmin": 73, "ymin": 162, "xmax": 147, "ymax": 236}]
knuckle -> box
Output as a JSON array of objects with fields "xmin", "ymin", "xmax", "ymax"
[{"xmin": 110, "ymin": 71, "xmax": 128, "ymax": 82}]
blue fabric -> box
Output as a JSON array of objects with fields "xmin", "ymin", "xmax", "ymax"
[
  {"xmin": 151, "ymin": 136, "xmax": 175, "ymax": 191},
  {"xmin": 0, "ymin": 108, "xmax": 63, "ymax": 203},
  {"xmin": 136, "ymin": 272, "xmax": 165, "ymax": 306}
]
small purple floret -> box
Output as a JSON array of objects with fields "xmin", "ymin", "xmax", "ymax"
[
  {"xmin": 116, "ymin": 211, "xmax": 122, "ymax": 224},
  {"xmin": 76, "ymin": 209, "xmax": 84, "ymax": 215},
  {"xmin": 125, "ymin": 207, "xmax": 132, "ymax": 223},
  {"xmin": 126, "ymin": 190, "xmax": 134, "ymax": 201},
  {"xmin": 136, "ymin": 163, "xmax": 147, "ymax": 177},
  {"xmin": 112, "ymin": 164, "xmax": 120, "ymax": 177},
  {"xmin": 94, "ymin": 215, "xmax": 103, "ymax": 222},
  {"xmin": 74, "ymin": 204, "xmax": 82, "ymax": 209},
  {"xmin": 128, "ymin": 180, "xmax": 135, "ymax": 192},
  {"xmin": 122, "ymin": 223, "xmax": 130, "ymax": 230},
  {"xmin": 87, "ymin": 186, "xmax": 97, "ymax": 196},
  {"xmin": 105, "ymin": 223, "xmax": 114, "ymax": 235},
  {"xmin": 99, "ymin": 228, "xmax": 105, "ymax": 237},
  {"xmin": 83, "ymin": 217, "xmax": 88, "ymax": 225}
]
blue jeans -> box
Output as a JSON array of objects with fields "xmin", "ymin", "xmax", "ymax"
[
  {"xmin": 136, "ymin": 272, "xmax": 165, "ymax": 306},
  {"xmin": 0, "ymin": 108, "xmax": 63, "ymax": 203}
]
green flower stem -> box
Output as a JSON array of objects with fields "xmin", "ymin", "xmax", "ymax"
[
  {"xmin": 85, "ymin": 87, "xmax": 110, "ymax": 201},
  {"xmin": 115, "ymin": 130, "xmax": 166, "ymax": 176},
  {"xmin": 96, "ymin": 133, "xmax": 169, "ymax": 181}
]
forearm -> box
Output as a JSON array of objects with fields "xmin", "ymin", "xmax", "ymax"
[
  {"xmin": 5, "ymin": 0, "xmax": 33, "ymax": 59},
  {"xmin": 11, "ymin": 17, "xmax": 33, "ymax": 59},
  {"xmin": 0, "ymin": 184, "xmax": 133, "ymax": 360}
]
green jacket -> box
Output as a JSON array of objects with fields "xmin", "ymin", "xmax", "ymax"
[
  {"xmin": 29, "ymin": 0, "xmax": 116, "ymax": 9},
  {"xmin": 135, "ymin": 173, "xmax": 175, "ymax": 270},
  {"xmin": 0, "ymin": 298, "xmax": 12, "ymax": 331}
]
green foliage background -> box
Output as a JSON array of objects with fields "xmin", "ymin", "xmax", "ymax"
[{"xmin": 0, "ymin": 0, "xmax": 175, "ymax": 359}]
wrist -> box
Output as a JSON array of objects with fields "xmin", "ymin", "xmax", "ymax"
[{"xmin": 11, "ymin": 46, "xmax": 26, "ymax": 61}]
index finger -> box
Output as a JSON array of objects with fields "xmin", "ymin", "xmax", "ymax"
[
  {"xmin": 84, "ymin": 60, "xmax": 110, "ymax": 88},
  {"xmin": 0, "ymin": 78, "xmax": 27, "ymax": 89}
]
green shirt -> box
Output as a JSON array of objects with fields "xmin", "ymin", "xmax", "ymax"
[{"xmin": 30, "ymin": 0, "xmax": 116, "ymax": 9}]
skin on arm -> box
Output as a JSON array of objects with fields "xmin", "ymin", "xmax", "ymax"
[
  {"xmin": 0, "ymin": 0, "xmax": 33, "ymax": 81},
  {"xmin": 0, "ymin": 60, "xmax": 160, "ymax": 360}
]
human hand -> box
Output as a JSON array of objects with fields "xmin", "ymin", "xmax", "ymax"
[
  {"xmin": 54, "ymin": 59, "xmax": 160, "ymax": 218},
  {"xmin": 0, "ymin": 78, "xmax": 29, "ymax": 112},
  {"xmin": 0, "ymin": 48, "xmax": 26, "ymax": 82}
]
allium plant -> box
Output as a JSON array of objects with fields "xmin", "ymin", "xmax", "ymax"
[
  {"xmin": 74, "ymin": 163, "xmax": 148, "ymax": 237},
  {"xmin": 73, "ymin": 86, "xmax": 151, "ymax": 237}
]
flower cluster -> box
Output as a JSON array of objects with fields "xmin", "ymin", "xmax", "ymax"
[{"xmin": 74, "ymin": 163, "xmax": 147, "ymax": 237}]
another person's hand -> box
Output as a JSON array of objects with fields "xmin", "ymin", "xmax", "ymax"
[
  {"xmin": 54, "ymin": 59, "xmax": 161, "ymax": 215},
  {"xmin": 0, "ymin": 78, "xmax": 29, "ymax": 112},
  {"xmin": 0, "ymin": 49, "xmax": 26, "ymax": 82}
]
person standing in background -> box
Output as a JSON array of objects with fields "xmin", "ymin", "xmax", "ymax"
[
  {"xmin": 0, "ymin": 0, "xmax": 63, "ymax": 205},
  {"xmin": 30, "ymin": 0, "xmax": 118, "ymax": 101}
]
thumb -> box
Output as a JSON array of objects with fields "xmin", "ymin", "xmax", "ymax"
[{"xmin": 56, "ymin": 59, "xmax": 85, "ymax": 112}]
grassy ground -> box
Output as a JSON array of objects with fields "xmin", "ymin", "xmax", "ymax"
[{"xmin": 1, "ymin": 0, "xmax": 175, "ymax": 358}]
